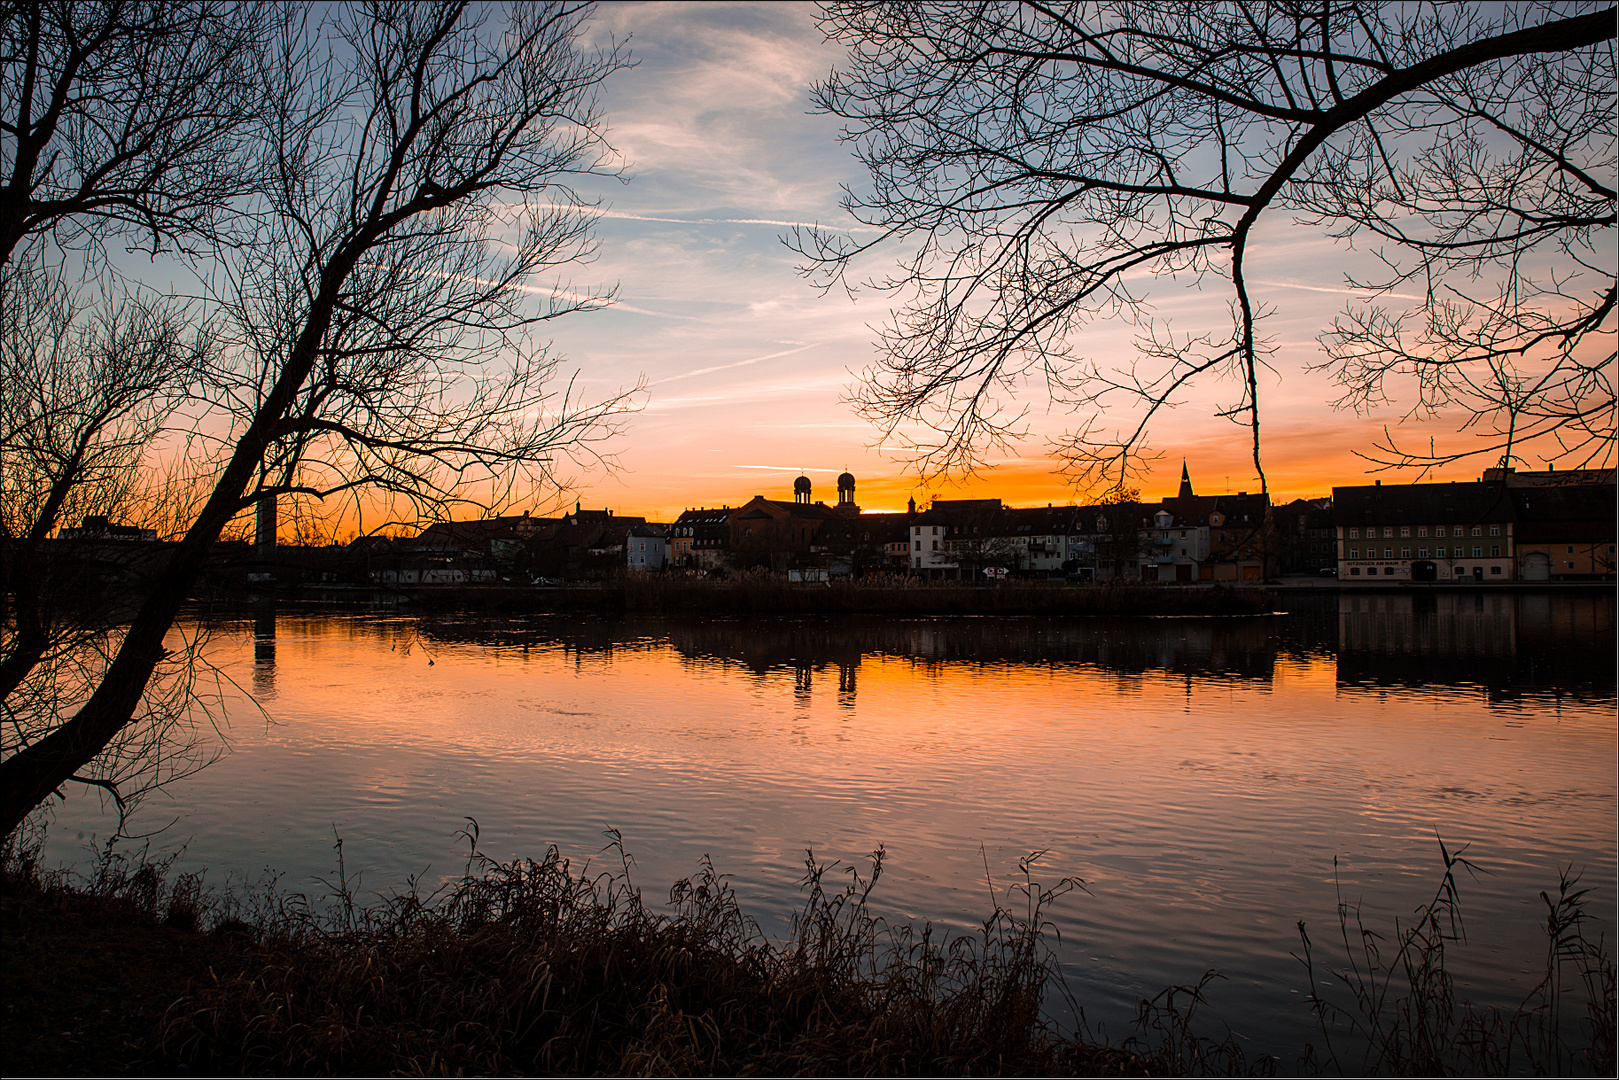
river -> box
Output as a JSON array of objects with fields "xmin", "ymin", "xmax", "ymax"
[{"xmin": 39, "ymin": 589, "xmax": 1616, "ymax": 1060}]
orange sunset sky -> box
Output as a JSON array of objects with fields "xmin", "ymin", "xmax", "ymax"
[{"xmin": 292, "ymin": 3, "xmax": 1605, "ymax": 534}]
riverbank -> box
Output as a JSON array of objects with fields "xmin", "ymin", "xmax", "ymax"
[{"xmin": 5, "ymin": 836, "xmax": 1612, "ymax": 1077}]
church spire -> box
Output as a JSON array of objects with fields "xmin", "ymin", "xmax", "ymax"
[{"xmin": 1177, "ymin": 461, "xmax": 1194, "ymax": 499}]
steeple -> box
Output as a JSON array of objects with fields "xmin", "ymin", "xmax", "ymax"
[{"xmin": 1177, "ymin": 461, "xmax": 1194, "ymax": 499}]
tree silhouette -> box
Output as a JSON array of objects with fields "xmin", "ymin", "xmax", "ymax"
[
  {"xmin": 1, "ymin": 1, "xmax": 635, "ymax": 837},
  {"xmin": 794, "ymin": 1, "xmax": 1615, "ymax": 491}
]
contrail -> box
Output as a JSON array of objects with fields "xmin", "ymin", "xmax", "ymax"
[
  {"xmin": 357, "ymin": 261, "xmax": 705, "ymax": 320},
  {"xmin": 652, "ymin": 343, "xmax": 819, "ymax": 386},
  {"xmin": 516, "ymin": 203, "xmax": 883, "ymax": 234},
  {"xmin": 1253, "ymin": 279, "xmax": 1424, "ymax": 302}
]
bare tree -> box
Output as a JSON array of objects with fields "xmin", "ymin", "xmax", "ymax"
[
  {"xmin": 0, "ymin": 1, "xmax": 635, "ymax": 838},
  {"xmin": 794, "ymin": 1, "xmax": 1615, "ymax": 492},
  {"xmin": 0, "ymin": 0, "xmax": 275, "ymax": 262}
]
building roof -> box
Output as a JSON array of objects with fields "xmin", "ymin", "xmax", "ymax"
[
  {"xmin": 1154, "ymin": 492, "xmax": 1268, "ymax": 528},
  {"xmin": 415, "ymin": 516, "xmax": 552, "ymax": 549},
  {"xmin": 1331, "ymin": 481, "xmax": 1515, "ymax": 527},
  {"xmin": 732, "ymin": 497, "xmax": 841, "ymax": 522},
  {"xmin": 1511, "ymin": 485, "xmax": 1616, "ymax": 542},
  {"xmin": 674, "ymin": 507, "xmax": 734, "ymax": 526}
]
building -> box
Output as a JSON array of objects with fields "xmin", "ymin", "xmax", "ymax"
[
  {"xmin": 1333, "ymin": 479, "xmax": 1516, "ymax": 582},
  {"xmin": 730, "ymin": 477, "xmax": 844, "ymax": 569},
  {"xmin": 907, "ymin": 499, "xmax": 1003, "ymax": 576},
  {"xmin": 671, "ymin": 506, "xmax": 734, "ymax": 570},
  {"xmin": 625, "ymin": 524, "xmax": 670, "ymax": 572},
  {"xmin": 57, "ymin": 515, "xmax": 158, "ymax": 542},
  {"xmin": 1510, "ymin": 484, "xmax": 1616, "ymax": 581},
  {"xmin": 1136, "ymin": 466, "xmax": 1272, "ymax": 581},
  {"xmin": 1274, "ymin": 498, "xmax": 1335, "ymax": 574}
]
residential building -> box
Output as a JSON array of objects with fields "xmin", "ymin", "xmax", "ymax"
[
  {"xmin": 1510, "ymin": 483, "xmax": 1616, "ymax": 581},
  {"xmin": 1136, "ymin": 466, "xmax": 1272, "ymax": 581},
  {"xmin": 625, "ymin": 524, "xmax": 670, "ymax": 572},
  {"xmin": 672, "ymin": 506, "xmax": 734, "ymax": 570},
  {"xmin": 1274, "ymin": 498, "xmax": 1335, "ymax": 574}
]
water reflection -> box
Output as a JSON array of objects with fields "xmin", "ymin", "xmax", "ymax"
[
  {"xmin": 44, "ymin": 591, "xmax": 1613, "ymax": 1061},
  {"xmin": 1335, "ymin": 591, "xmax": 1613, "ymax": 697},
  {"xmin": 401, "ymin": 590, "xmax": 1613, "ymax": 704},
  {"xmin": 252, "ymin": 603, "xmax": 277, "ymax": 699}
]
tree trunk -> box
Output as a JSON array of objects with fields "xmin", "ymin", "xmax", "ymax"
[{"xmin": 0, "ymin": 268, "xmax": 343, "ymax": 838}]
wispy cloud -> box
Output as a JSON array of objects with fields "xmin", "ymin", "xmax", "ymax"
[
  {"xmin": 584, "ymin": 207, "xmax": 880, "ymax": 234},
  {"xmin": 652, "ymin": 343, "xmax": 819, "ymax": 386},
  {"xmin": 733, "ymin": 464, "xmax": 842, "ymax": 472},
  {"xmin": 1254, "ymin": 279, "xmax": 1425, "ymax": 302},
  {"xmin": 359, "ymin": 261, "xmax": 707, "ymax": 322}
]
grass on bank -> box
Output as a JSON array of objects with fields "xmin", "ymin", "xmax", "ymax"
[{"xmin": 2, "ymin": 828, "xmax": 1612, "ymax": 1076}]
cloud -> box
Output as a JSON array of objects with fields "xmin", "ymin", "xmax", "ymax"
[
  {"xmin": 1253, "ymin": 279, "xmax": 1425, "ymax": 302},
  {"xmin": 652, "ymin": 343, "xmax": 820, "ymax": 386},
  {"xmin": 583, "ymin": 207, "xmax": 880, "ymax": 234}
]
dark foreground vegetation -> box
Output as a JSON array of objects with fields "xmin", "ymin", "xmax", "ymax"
[
  {"xmin": 3, "ymin": 832, "xmax": 1612, "ymax": 1077},
  {"xmin": 408, "ymin": 577, "xmax": 1283, "ymax": 618}
]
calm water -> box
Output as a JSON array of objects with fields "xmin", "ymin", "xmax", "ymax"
[{"xmin": 43, "ymin": 590, "xmax": 1617, "ymax": 1058}]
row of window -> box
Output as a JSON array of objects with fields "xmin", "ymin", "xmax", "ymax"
[
  {"xmin": 1349, "ymin": 565, "xmax": 1503, "ymax": 576},
  {"xmin": 1347, "ymin": 545, "xmax": 1501, "ymax": 559},
  {"xmin": 1348, "ymin": 524, "xmax": 1499, "ymax": 539}
]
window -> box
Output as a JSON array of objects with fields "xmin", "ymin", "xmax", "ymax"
[
  {"xmin": 1568, "ymin": 545, "xmax": 1575, "ymax": 554},
  {"xmin": 1472, "ymin": 545, "xmax": 1482, "ymax": 557},
  {"xmin": 1385, "ymin": 547, "xmax": 1393, "ymax": 558},
  {"xmin": 1491, "ymin": 545, "xmax": 1500, "ymax": 557},
  {"xmin": 1435, "ymin": 546, "xmax": 1446, "ymax": 558},
  {"xmin": 1401, "ymin": 547, "xmax": 1410, "ymax": 558},
  {"xmin": 1489, "ymin": 525, "xmax": 1500, "ymax": 536},
  {"xmin": 1418, "ymin": 526, "xmax": 1428, "ymax": 537},
  {"xmin": 1471, "ymin": 526, "xmax": 1482, "ymax": 537},
  {"xmin": 1491, "ymin": 566, "xmax": 1502, "ymax": 575},
  {"xmin": 1384, "ymin": 566, "xmax": 1395, "ymax": 575},
  {"xmin": 932, "ymin": 526, "xmax": 939, "ymax": 535},
  {"xmin": 1349, "ymin": 547, "xmax": 1359, "ymax": 559},
  {"xmin": 914, "ymin": 540, "xmax": 921, "ymax": 551},
  {"xmin": 1418, "ymin": 547, "xmax": 1429, "ymax": 558},
  {"xmin": 1400, "ymin": 527, "xmax": 1410, "ymax": 538},
  {"xmin": 931, "ymin": 540, "xmax": 938, "ymax": 551},
  {"xmin": 1383, "ymin": 527, "xmax": 1393, "ymax": 538},
  {"xmin": 1349, "ymin": 528, "xmax": 1359, "ymax": 539},
  {"xmin": 1351, "ymin": 567, "xmax": 1361, "ymax": 576}
]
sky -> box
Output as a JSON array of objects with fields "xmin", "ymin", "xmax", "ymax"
[{"xmin": 372, "ymin": 3, "xmax": 1596, "ymax": 523}]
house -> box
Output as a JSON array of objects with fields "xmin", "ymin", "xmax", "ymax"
[
  {"xmin": 1135, "ymin": 466, "xmax": 1271, "ymax": 581},
  {"xmin": 625, "ymin": 524, "xmax": 670, "ymax": 572},
  {"xmin": 907, "ymin": 499, "xmax": 1003, "ymax": 576},
  {"xmin": 1510, "ymin": 484, "xmax": 1615, "ymax": 581},
  {"xmin": 1274, "ymin": 498, "xmax": 1335, "ymax": 574},
  {"xmin": 671, "ymin": 506, "xmax": 734, "ymax": 570}
]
